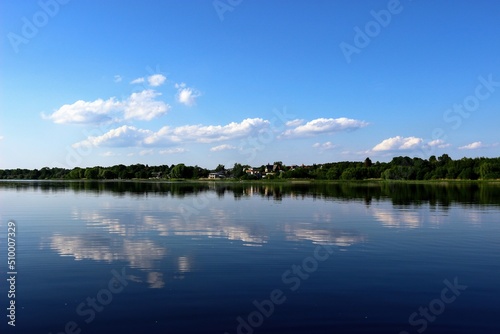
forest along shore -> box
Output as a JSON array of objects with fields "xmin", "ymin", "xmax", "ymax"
[{"xmin": 1, "ymin": 155, "xmax": 500, "ymax": 181}]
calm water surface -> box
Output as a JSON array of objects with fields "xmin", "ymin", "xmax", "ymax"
[{"xmin": 0, "ymin": 181, "xmax": 499, "ymax": 334}]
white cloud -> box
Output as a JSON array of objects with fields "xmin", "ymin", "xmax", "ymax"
[
  {"xmin": 42, "ymin": 98, "xmax": 122, "ymax": 124},
  {"xmin": 148, "ymin": 74, "xmax": 166, "ymax": 87},
  {"xmin": 372, "ymin": 136, "xmax": 423, "ymax": 152},
  {"xmin": 210, "ymin": 144, "xmax": 237, "ymax": 152},
  {"xmin": 73, "ymin": 125, "xmax": 153, "ymax": 148},
  {"xmin": 123, "ymin": 90, "xmax": 170, "ymax": 121},
  {"xmin": 130, "ymin": 77, "xmax": 145, "ymax": 84},
  {"xmin": 285, "ymin": 119, "xmax": 305, "ymax": 127},
  {"xmin": 114, "ymin": 75, "xmax": 122, "ymax": 83},
  {"xmin": 175, "ymin": 83, "xmax": 200, "ymax": 106},
  {"xmin": 145, "ymin": 118, "xmax": 271, "ymax": 145},
  {"xmin": 43, "ymin": 90, "xmax": 169, "ymax": 124},
  {"xmin": 0, "ymin": 136, "xmax": 4, "ymax": 141},
  {"xmin": 159, "ymin": 148, "xmax": 187, "ymax": 155},
  {"xmin": 312, "ymin": 141, "xmax": 337, "ymax": 150},
  {"xmin": 142, "ymin": 126, "xmax": 180, "ymax": 145},
  {"xmin": 72, "ymin": 118, "xmax": 271, "ymax": 148},
  {"xmin": 130, "ymin": 74, "xmax": 166, "ymax": 87},
  {"xmin": 428, "ymin": 139, "xmax": 451, "ymax": 148},
  {"xmin": 281, "ymin": 117, "xmax": 368, "ymax": 138},
  {"xmin": 372, "ymin": 137, "xmax": 451, "ymax": 153},
  {"xmin": 458, "ymin": 141, "xmax": 483, "ymax": 150}
]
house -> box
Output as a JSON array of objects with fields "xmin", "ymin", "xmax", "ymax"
[
  {"xmin": 244, "ymin": 167, "xmax": 262, "ymax": 178},
  {"xmin": 263, "ymin": 163, "xmax": 282, "ymax": 172},
  {"xmin": 150, "ymin": 172, "xmax": 162, "ymax": 179},
  {"xmin": 244, "ymin": 167, "xmax": 256, "ymax": 175},
  {"xmin": 208, "ymin": 172, "xmax": 225, "ymax": 179}
]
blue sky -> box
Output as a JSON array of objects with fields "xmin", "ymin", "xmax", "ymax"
[{"xmin": 1, "ymin": 0, "xmax": 499, "ymax": 169}]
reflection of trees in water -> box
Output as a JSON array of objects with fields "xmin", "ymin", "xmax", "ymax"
[{"xmin": 1, "ymin": 181, "xmax": 500, "ymax": 206}]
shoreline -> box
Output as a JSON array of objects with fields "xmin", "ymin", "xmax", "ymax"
[{"xmin": 1, "ymin": 178, "xmax": 499, "ymax": 185}]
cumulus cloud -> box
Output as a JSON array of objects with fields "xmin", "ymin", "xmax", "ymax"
[
  {"xmin": 43, "ymin": 90, "xmax": 169, "ymax": 124},
  {"xmin": 148, "ymin": 74, "xmax": 166, "ymax": 87},
  {"xmin": 142, "ymin": 126, "xmax": 181, "ymax": 145},
  {"xmin": 0, "ymin": 136, "xmax": 4, "ymax": 141},
  {"xmin": 210, "ymin": 144, "xmax": 237, "ymax": 152},
  {"xmin": 114, "ymin": 75, "xmax": 122, "ymax": 83},
  {"xmin": 428, "ymin": 139, "xmax": 451, "ymax": 148},
  {"xmin": 459, "ymin": 141, "xmax": 483, "ymax": 150},
  {"xmin": 372, "ymin": 136, "xmax": 423, "ymax": 152},
  {"xmin": 285, "ymin": 119, "xmax": 304, "ymax": 127},
  {"xmin": 42, "ymin": 98, "xmax": 122, "ymax": 124},
  {"xmin": 123, "ymin": 90, "xmax": 170, "ymax": 121},
  {"xmin": 72, "ymin": 125, "xmax": 153, "ymax": 148},
  {"xmin": 130, "ymin": 74, "xmax": 166, "ymax": 87},
  {"xmin": 175, "ymin": 83, "xmax": 201, "ymax": 106},
  {"xmin": 281, "ymin": 117, "xmax": 368, "ymax": 138},
  {"xmin": 72, "ymin": 118, "xmax": 271, "ymax": 148},
  {"xmin": 373, "ymin": 137, "xmax": 452, "ymax": 153},
  {"xmin": 145, "ymin": 118, "xmax": 271, "ymax": 145},
  {"xmin": 130, "ymin": 77, "xmax": 145, "ymax": 84}
]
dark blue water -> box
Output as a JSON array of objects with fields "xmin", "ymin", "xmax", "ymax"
[{"xmin": 1, "ymin": 181, "xmax": 499, "ymax": 333}]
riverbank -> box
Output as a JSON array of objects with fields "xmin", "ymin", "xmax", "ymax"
[{"xmin": 2, "ymin": 178, "xmax": 499, "ymax": 185}]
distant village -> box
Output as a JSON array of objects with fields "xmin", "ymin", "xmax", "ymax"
[{"xmin": 207, "ymin": 162, "xmax": 299, "ymax": 179}]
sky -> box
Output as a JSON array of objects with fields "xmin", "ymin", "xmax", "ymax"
[{"xmin": 1, "ymin": 0, "xmax": 499, "ymax": 170}]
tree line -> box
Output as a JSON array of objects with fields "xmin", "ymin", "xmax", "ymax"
[{"xmin": 1, "ymin": 154, "xmax": 500, "ymax": 180}]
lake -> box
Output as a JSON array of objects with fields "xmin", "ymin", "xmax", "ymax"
[{"xmin": 1, "ymin": 181, "xmax": 499, "ymax": 334}]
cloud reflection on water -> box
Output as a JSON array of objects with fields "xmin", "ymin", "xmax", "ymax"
[
  {"xmin": 41, "ymin": 182, "xmax": 496, "ymax": 289},
  {"xmin": 47, "ymin": 198, "xmax": 367, "ymax": 290}
]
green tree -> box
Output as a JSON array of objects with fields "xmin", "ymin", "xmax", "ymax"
[
  {"xmin": 232, "ymin": 163, "xmax": 244, "ymax": 178},
  {"xmin": 458, "ymin": 167, "xmax": 477, "ymax": 180},
  {"xmin": 39, "ymin": 167, "xmax": 51, "ymax": 179},
  {"xmin": 340, "ymin": 167, "xmax": 357, "ymax": 180},
  {"xmin": 326, "ymin": 167, "xmax": 341, "ymax": 180},
  {"xmin": 171, "ymin": 164, "xmax": 186, "ymax": 178},
  {"xmin": 67, "ymin": 167, "xmax": 82, "ymax": 179},
  {"xmin": 170, "ymin": 164, "xmax": 193, "ymax": 179},
  {"xmin": 84, "ymin": 167, "xmax": 100, "ymax": 179},
  {"xmin": 28, "ymin": 169, "xmax": 41, "ymax": 179},
  {"xmin": 438, "ymin": 154, "xmax": 452, "ymax": 167},
  {"xmin": 480, "ymin": 162, "xmax": 500, "ymax": 179},
  {"xmin": 433, "ymin": 166, "xmax": 447, "ymax": 179},
  {"xmin": 102, "ymin": 169, "xmax": 117, "ymax": 179},
  {"xmin": 113, "ymin": 164, "xmax": 127, "ymax": 179}
]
